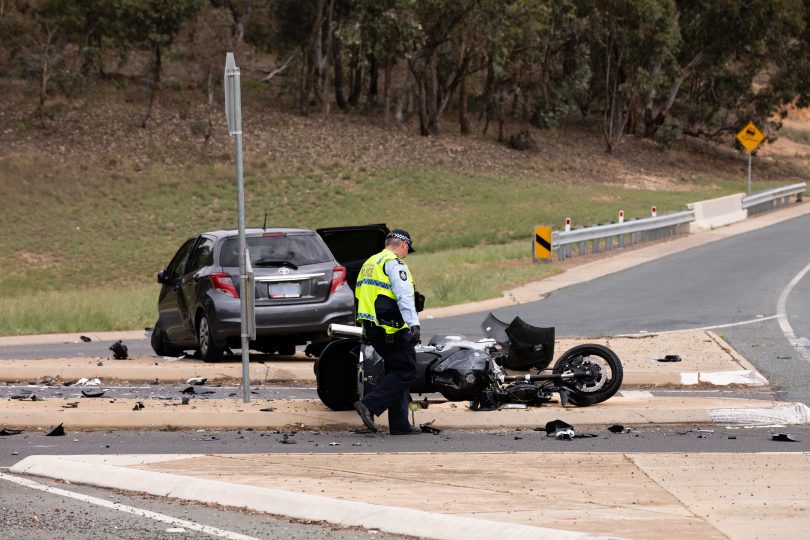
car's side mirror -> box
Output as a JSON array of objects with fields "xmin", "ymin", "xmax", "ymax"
[{"xmin": 157, "ymin": 269, "xmax": 167, "ymax": 284}]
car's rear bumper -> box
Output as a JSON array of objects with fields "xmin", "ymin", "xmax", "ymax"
[{"xmin": 208, "ymin": 287, "xmax": 356, "ymax": 344}]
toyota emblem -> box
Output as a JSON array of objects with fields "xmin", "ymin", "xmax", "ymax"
[{"xmin": 278, "ymin": 267, "xmax": 291, "ymax": 275}]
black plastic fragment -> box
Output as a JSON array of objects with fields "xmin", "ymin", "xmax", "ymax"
[
  {"xmin": 81, "ymin": 389, "xmax": 105, "ymax": 398},
  {"xmin": 279, "ymin": 433, "xmax": 296, "ymax": 444},
  {"xmin": 80, "ymin": 336, "xmax": 92, "ymax": 342},
  {"xmin": 109, "ymin": 340, "xmax": 128, "ymax": 360},
  {"xmin": 45, "ymin": 423, "xmax": 66, "ymax": 436},
  {"xmin": 259, "ymin": 407, "xmax": 274, "ymax": 412},
  {"xmin": 608, "ymin": 424, "xmax": 626, "ymax": 433},
  {"xmin": 181, "ymin": 397, "xmax": 190, "ymax": 405},
  {"xmin": 0, "ymin": 428, "xmax": 23, "ymax": 436},
  {"xmin": 62, "ymin": 402, "xmax": 78, "ymax": 409},
  {"xmin": 420, "ymin": 419, "xmax": 442, "ymax": 434},
  {"xmin": 543, "ymin": 419, "xmax": 573, "ymax": 435},
  {"xmin": 181, "ymin": 386, "xmax": 196, "ymax": 395},
  {"xmin": 657, "ymin": 355, "xmax": 681, "ymax": 362},
  {"xmin": 771, "ymin": 433, "xmax": 800, "ymax": 442},
  {"xmin": 132, "ymin": 401, "xmax": 144, "ymax": 411}
]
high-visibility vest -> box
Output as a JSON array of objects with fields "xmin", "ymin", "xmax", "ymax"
[{"xmin": 355, "ymin": 249, "xmax": 414, "ymax": 334}]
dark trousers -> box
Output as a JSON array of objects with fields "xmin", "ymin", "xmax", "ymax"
[{"xmin": 360, "ymin": 324, "xmax": 417, "ymax": 432}]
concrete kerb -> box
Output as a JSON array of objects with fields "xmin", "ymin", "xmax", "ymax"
[
  {"xmin": 2, "ymin": 395, "xmax": 809, "ymax": 431},
  {"xmin": 10, "ymin": 454, "xmax": 618, "ymax": 540}
]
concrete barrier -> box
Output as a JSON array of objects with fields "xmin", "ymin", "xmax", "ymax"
[{"xmin": 687, "ymin": 193, "xmax": 747, "ymax": 232}]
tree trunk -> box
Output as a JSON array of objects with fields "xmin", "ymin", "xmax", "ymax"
[
  {"xmin": 367, "ymin": 53, "xmax": 378, "ymax": 106},
  {"xmin": 332, "ymin": 32, "xmax": 347, "ymax": 111},
  {"xmin": 142, "ymin": 44, "xmax": 162, "ymax": 128},
  {"xmin": 320, "ymin": 0, "xmax": 335, "ymax": 115},
  {"xmin": 383, "ymin": 59, "xmax": 393, "ymax": 125},
  {"xmin": 458, "ymin": 70, "xmax": 469, "ymax": 135},
  {"xmin": 394, "ymin": 69, "xmax": 411, "ymax": 128},
  {"xmin": 425, "ymin": 53, "xmax": 440, "ymax": 135},
  {"xmin": 348, "ymin": 45, "xmax": 362, "ymax": 107},
  {"xmin": 204, "ymin": 65, "xmax": 215, "ymax": 149},
  {"xmin": 227, "ymin": 0, "xmax": 254, "ymax": 44}
]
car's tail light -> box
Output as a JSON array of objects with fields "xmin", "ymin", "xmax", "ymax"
[
  {"xmin": 210, "ymin": 272, "xmax": 239, "ymax": 298},
  {"xmin": 330, "ymin": 265, "xmax": 347, "ymax": 293}
]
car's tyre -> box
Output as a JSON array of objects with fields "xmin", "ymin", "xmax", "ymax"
[
  {"xmin": 196, "ymin": 312, "xmax": 222, "ymax": 362},
  {"xmin": 552, "ymin": 344, "xmax": 623, "ymax": 407},
  {"xmin": 276, "ymin": 341, "xmax": 296, "ymax": 356},
  {"xmin": 150, "ymin": 320, "xmax": 179, "ymax": 357}
]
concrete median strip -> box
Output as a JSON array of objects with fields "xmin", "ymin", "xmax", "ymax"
[
  {"xmin": 0, "ymin": 330, "xmax": 768, "ymax": 389},
  {"xmin": 11, "ymin": 450, "xmax": 810, "ymax": 540},
  {"xmin": 10, "ymin": 454, "xmax": 617, "ymax": 540}
]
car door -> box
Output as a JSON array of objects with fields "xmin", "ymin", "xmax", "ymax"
[
  {"xmin": 180, "ymin": 235, "xmax": 215, "ymax": 337},
  {"xmin": 159, "ymin": 237, "xmax": 198, "ymax": 344},
  {"xmin": 315, "ymin": 224, "xmax": 389, "ymax": 289}
]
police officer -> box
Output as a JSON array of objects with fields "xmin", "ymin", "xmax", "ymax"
[{"xmin": 353, "ymin": 229, "xmax": 422, "ymax": 435}]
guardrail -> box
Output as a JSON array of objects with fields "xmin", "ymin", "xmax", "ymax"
[
  {"xmin": 742, "ymin": 182, "xmax": 806, "ymax": 216},
  {"xmin": 552, "ymin": 210, "xmax": 695, "ymax": 260}
]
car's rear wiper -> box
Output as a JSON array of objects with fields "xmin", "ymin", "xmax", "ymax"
[{"xmin": 254, "ymin": 259, "xmax": 298, "ymax": 269}]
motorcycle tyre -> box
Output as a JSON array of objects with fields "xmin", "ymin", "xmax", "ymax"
[{"xmin": 553, "ymin": 344, "xmax": 623, "ymax": 407}]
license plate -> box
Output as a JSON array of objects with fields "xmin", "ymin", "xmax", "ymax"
[{"xmin": 269, "ymin": 282, "xmax": 301, "ymax": 299}]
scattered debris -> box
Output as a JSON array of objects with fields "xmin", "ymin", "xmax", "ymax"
[
  {"xmin": 151, "ymin": 378, "xmax": 160, "ymax": 385},
  {"xmin": 608, "ymin": 424, "xmax": 633, "ymax": 434},
  {"xmin": 181, "ymin": 386, "xmax": 196, "ymax": 395},
  {"xmin": 678, "ymin": 428, "xmax": 715, "ymax": 435},
  {"xmin": 0, "ymin": 428, "xmax": 23, "ymax": 436},
  {"xmin": 328, "ymin": 442, "xmax": 341, "ymax": 446},
  {"xmin": 45, "ymin": 423, "xmax": 66, "ymax": 436},
  {"xmin": 259, "ymin": 407, "xmax": 274, "ymax": 412},
  {"xmin": 187, "ymin": 376, "xmax": 207, "ymax": 385},
  {"xmin": 501, "ymin": 403, "xmax": 528, "ymax": 409},
  {"xmin": 657, "ymin": 355, "xmax": 682, "ymax": 362},
  {"xmin": 538, "ymin": 419, "xmax": 597, "ymax": 440},
  {"xmin": 771, "ymin": 433, "xmax": 800, "ymax": 442},
  {"xmin": 11, "ymin": 394, "xmax": 35, "ymax": 401},
  {"xmin": 73, "ymin": 378, "xmax": 102, "ymax": 387},
  {"xmin": 62, "ymin": 402, "xmax": 78, "ymax": 409},
  {"xmin": 542, "ymin": 419, "xmax": 573, "ymax": 436},
  {"xmin": 81, "ymin": 389, "xmax": 105, "ymax": 398},
  {"xmin": 80, "ymin": 336, "xmax": 92, "ymax": 342},
  {"xmin": 279, "ymin": 433, "xmax": 296, "ymax": 444},
  {"xmin": 39, "ymin": 379, "xmax": 54, "ymax": 386},
  {"xmin": 133, "ymin": 402, "xmax": 144, "ymax": 411},
  {"xmin": 181, "ymin": 397, "xmax": 190, "ymax": 405},
  {"xmin": 420, "ymin": 420, "xmax": 442, "ymax": 434},
  {"xmin": 351, "ymin": 442, "xmax": 362, "ymax": 446},
  {"xmin": 109, "ymin": 340, "xmax": 128, "ymax": 360}
]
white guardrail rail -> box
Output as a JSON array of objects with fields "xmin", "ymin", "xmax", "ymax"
[
  {"xmin": 741, "ymin": 182, "xmax": 805, "ymax": 215},
  {"xmin": 551, "ymin": 182, "xmax": 806, "ymax": 261}
]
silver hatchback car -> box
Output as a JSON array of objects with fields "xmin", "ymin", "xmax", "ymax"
[{"xmin": 151, "ymin": 224, "xmax": 388, "ymax": 360}]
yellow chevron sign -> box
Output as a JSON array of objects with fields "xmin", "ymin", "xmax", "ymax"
[
  {"xmin": 534, "ymin": 226, "xmax": 552, "ymax": 261},
  {"xmin": 736, "ymin": 122, "xmax": 765, "ymax": 153}
]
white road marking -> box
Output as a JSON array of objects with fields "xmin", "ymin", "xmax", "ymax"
[
  {"xmin": 619, "ymin": 314, "xmax": 780, "ymax": 336},
  {"xmin": 0, "ymin": 472, "xmax": 259, "ymax": 540},
  {"xmin": 776, "ymin": 260, "xmax": 810, "ymax": 363}
]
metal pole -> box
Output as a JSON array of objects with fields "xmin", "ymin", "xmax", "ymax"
[
  {"xmin": 224, "ymin": 53, "xmax": 251, "ymax": 404},
  {"xmin": 747, "ymin": 151, "xmax": 752, "ymax": 194},
  {"xmin": 235, "ymin": 131, "xmax": 250, "ymax": 404}
]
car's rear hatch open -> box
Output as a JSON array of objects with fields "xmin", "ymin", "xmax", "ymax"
[{"xmin": 316, "ymin": 224, "xmax": 389, "ymax": 289}]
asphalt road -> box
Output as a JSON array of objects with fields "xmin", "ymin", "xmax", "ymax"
[{"xmin": 2, "ymin": 211, "xmax": 810, "ymax": 538}]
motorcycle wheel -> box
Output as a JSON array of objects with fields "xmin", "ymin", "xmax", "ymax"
[
  {"xmin": 314, "ymin": 338, "xmax": 361, "ymax": 411},
  {"xmin": 552, "ymin": 344, "xmax": 623, "ymax": 406}
]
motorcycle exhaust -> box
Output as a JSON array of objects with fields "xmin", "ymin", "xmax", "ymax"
[{"xmin": 328, "ymin": 323, "xmax": 363, "ymax": 338}]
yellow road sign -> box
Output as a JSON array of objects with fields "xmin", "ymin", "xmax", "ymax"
[
  {"xmin": 736, "ymin": 122, "xmax": 765, "ymax": 153},
  {"xmin": 534, "ymin": 226, "xmax": 552, "ymax": 261}
]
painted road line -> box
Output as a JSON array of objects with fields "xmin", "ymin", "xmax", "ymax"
[
  {"xmin": 0, "ymin": 471, "xmax": 259, "ymax": 540},
  {"xmin": 680, "ymin": 370, "xmax": 768, "ymax": 386},
  {"xmin": 776, "ymin": 259, "xmax": 810, "ymax": 363},
  {"xmin": 619, "ymin": 314, "xmax": 780, "ymax": 336}
]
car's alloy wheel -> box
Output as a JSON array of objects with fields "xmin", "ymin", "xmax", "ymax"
[{"xmin": 197, "ymin": 313, "xmax": 222, "ymax": 362}]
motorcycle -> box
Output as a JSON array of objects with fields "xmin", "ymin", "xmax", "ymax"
[{"xmin": 314, "ymin": 313, "xmax": 623, "ymax": 411}]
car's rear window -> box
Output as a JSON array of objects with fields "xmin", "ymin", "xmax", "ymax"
[{"xmin": 219, "ymin": 234, "xmax": 333, "ymax": 267}]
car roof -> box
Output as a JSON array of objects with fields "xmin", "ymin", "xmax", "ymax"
[{"xmin": 202, "ymin": 228, "xmax": 316, "ymax": 239}]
